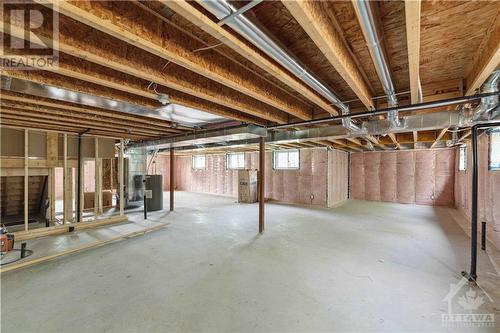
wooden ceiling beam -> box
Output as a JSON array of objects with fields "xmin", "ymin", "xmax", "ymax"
[
  {"xmin": 283, "ymin": 0, "xmax": 374, "ymax": 110},
  {"xmin": 0, "ymin": 100, "xmax": 180, "ymax": 134},
  {"xmin": 0, "ymin": 91, "xmax": 180, "ymax": 131},
  {"xmin": 42, "ymin": 0, "xmax": 312, "ymax": 120},
  {"xmin": 345, "ymin": 137, "xmax": 363, "ymax": 146},
  {"xmin": 364, "ymin": 139, "xmax": 375, "ymax": 151},
  {"xmin": 313, "ymin": 140, "xmax": 342, "ymax": 151},
  {"xmin": 430, "ymin": 128, "xmax": 448, "ymax": 148},
  {"xmin": 0, "ymin": 104, "xmax": 171, "ymax": 137},
  {"xmin": 1, "ymin": 123, "xmax": 143, "ymax": 141},
  {"xmin": 364, "ymin": 135, "xmax": 389, "ymax": 150},
  {"xmin": 282, "ymin": 143, "xmax": 304, "ymax": 149},
  {"xmin": 161, "ymin": 0, "xmax": 336, "ymax": 116},
  {"xmin": 2, "ymin": 19, "xmax": 285, "ymax": 125},
  {"xmin": 377, "ymin": 131, "xmax": 452, "ymax": 145},
  {"xmin": 458, "ymin": 130, "xmax": 471, "ymax": 143},
  {"xmin": 466, "ymin": 8, "xmax": 500, "ymax": 95},
  {"xmin": 52, "ymin": 52, "xmax": 280, "ymax": 123},
  {"xmin": 388, "ymin": 133, "xmax": 400, "ymax": 149},
  {"xmin": 2, "ymin": 65, "xmax": 265, "ymax": 126},
  {"xmin": 2, "ymin": 67, "xmax": 165, "ymax": 112},
  {"xmin": 0, "ymin": 115, "xmax": 152, "ymax": 141},
  {"xmin": 405, "ymin": 0, "xmax": 422, "ymax": 103},
  {"xmin": 1, "ymin": 108, "xmax": 161, "ymax": 138},
  {"xmin": 330, "ymin": 139, "xmax": 363, "ymax": 152}
]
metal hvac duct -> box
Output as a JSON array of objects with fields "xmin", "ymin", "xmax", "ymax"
[
  {"xmin": 352, "ymin": 0, "xmax": 399, "ymax": 126},
  {"xmin": 473, "ymin": 70, "xmax": 500, "ymax": 121},
  {"xmin": 268, "ymin": 91, "xmax": 500, "ymax": 130},
  {"xmin": 198, "ymin": 0, "xmax": 360, "ymax": 130}
]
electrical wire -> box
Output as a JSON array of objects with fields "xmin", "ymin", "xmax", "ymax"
[
  {"xmin": 192, "ymin": 42, "xmax": 223, "ymax": 53},
  {"xmin": 146, "ymin": 60, "xmax": 171, "ymax": 93},
  {"xmin": 146, "ymin": 42, "xmax": 220, "ymax": 94}
]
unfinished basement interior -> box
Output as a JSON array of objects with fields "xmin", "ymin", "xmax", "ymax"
[{"xmin": 1, "ymin": 0, "xmax": 500, "ymax": 332}]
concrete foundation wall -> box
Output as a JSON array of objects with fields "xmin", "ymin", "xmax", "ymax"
[
  {"xmin": 455, "ymin": 135, "xmax": 500, "ymax": 250},
  {"xmin": 350, "ymin": 148, "xmax": 455, "ymax": 206},
  {"xmin": 155, "ymin": 148, "xmax": 348, "ymax": 207}
]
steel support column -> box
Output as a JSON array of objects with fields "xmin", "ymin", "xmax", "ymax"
[
  {"xmin": 463, "ymin": 121, "xmax": 500, "ymax": 282},
  {"xmin": 259, "ymin": 137, "xmax": 265, "ymax": 233},
  {"xmin": 170, "ymin": 147, "xmax": 174, "ymax": 211}
]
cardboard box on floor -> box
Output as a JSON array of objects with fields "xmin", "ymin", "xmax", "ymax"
[{"xmin": 238, "ymin": 169, "xmax": 258, "ymax": 203}]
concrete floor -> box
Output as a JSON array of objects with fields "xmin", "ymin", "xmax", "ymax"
[{"xmin": 1, "ymin": 192, "xmax": 500, "ymax": 332}]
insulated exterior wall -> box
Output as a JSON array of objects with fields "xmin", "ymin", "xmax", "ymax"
[
  {"xmin": 350, "ymin": 153, "xmax": 365, "ymax": 199},
  {"xmin": 396, "ymin": 151, "xmax": 416, "ymax": 203},
  {"xmin": 350, "ymin": 148, "xmax": 455, "ymax": 206},
  {"xmin": 434, "ymin": 148, "xmax": 455, "ymax": 206},
  {"xmin": 327, "ymin": 149, "xmax": 349, "ymax": 207},
  {"xmin": 154, "ymin": 148, "xmax": 347, "ymax": 207},
  {"xmin": 415, "ymin": 150, "xmax": 435, "ymax": 205},
  {"xmin": 454, "ymin": 135, "xmax": 500, "ymax": 251},
  {"xmin": 380, "ymin": 152, "xmax": 397, "ymax": 202},
  {"xmin": 364, "ymin": 152, "xmax": 381, "ymax": 201},
  {"xmin": 264, "ymin": 148, "xmax": 328, "ymax": 206}
]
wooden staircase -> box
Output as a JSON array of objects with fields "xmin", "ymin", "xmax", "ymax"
[{"xmin": 0, "ymin": 176, "xmax": 47, "ymax": 224}]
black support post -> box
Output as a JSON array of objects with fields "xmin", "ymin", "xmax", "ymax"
[
  {"xmin": 143, "ymin": 179, "xmax": 148, "ymax": 220},
  {"xmin": 463, "ymin": 122, "xmax": 499, "ymax": 282},
  {"xmin": 347, "ymin": 152, "xmax": 351, "ymax": 199},
  {"xmin": 481, "ymin": 222, "xmax": 487, "ymax": 251},
  {"xmin": 259, "ymin": 137, "xmax": 265, "ymax": 234},
  {"xmin": 469, "ymin": 125, "xmax": 479, "ymax": 280},
  {"xmin": 170, "ymin": 147, "xmax": 174, "ymax": 211}
]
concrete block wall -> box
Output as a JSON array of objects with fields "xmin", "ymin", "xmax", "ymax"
[
  {"xmin": 455, "ymin": 135, "xmax": 500, "ymax": 250},
  {"xmin": 350, "ymin": 148, "xmax": 455, "ymax": 206}
]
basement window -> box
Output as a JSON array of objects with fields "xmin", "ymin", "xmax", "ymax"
[
  {"xmin": 273, "ymin": 150, "xmax": 299, "ymax": 170},
  {"xmin": 192, "ymin": 155, "xmax": 206, "ymax": 170},
  {"xmin": 227, "ymin": 152, "xmax": 245, "ymax": 170},
  {"xmin": 459, "ymin": 145, "xmax": 467, "ymax": 171},
  {"xmin": 489, "ymin": 130, "xmax": 500, "ymax": 171}
]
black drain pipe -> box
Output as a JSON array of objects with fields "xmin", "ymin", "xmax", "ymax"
[
  {"xmin": 76, "ymin": 129, "xmax": 90, "ymax": 223},
  {"xmin": 463, "ymin": 121, "xmax": 499, "ymax": 282}
]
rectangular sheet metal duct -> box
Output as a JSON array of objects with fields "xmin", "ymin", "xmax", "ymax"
[{"xmin": 134, "ymin": 109, "xmax": 499, "ymax": 152}]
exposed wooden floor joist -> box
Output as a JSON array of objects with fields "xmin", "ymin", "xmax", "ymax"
[
  {"xmin": 161, "ymin": 0, "xmax": 338, "ymax": 116},
  {"xmin": 283, "ymin": 0, "xmax": 374, "ymax": 110},
  {"xmin": 42, "ymin": 0, "xmax": 313, "ymax": 121}
]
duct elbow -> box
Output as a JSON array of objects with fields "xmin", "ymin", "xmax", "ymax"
[
  {"xmin": 388, "ymin": 109, "xmax": 400, "ymax": 128},
  {"xmin": 342, "ymin": 118, "xmax": 359, "ymax": 132},
  {"xmin": 472, "ymin": 70, "xmax": 500, "ymax": 121},
  {"xmin": 341, "ymin": 106, "xmax": 364, "ymax": 133}
]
